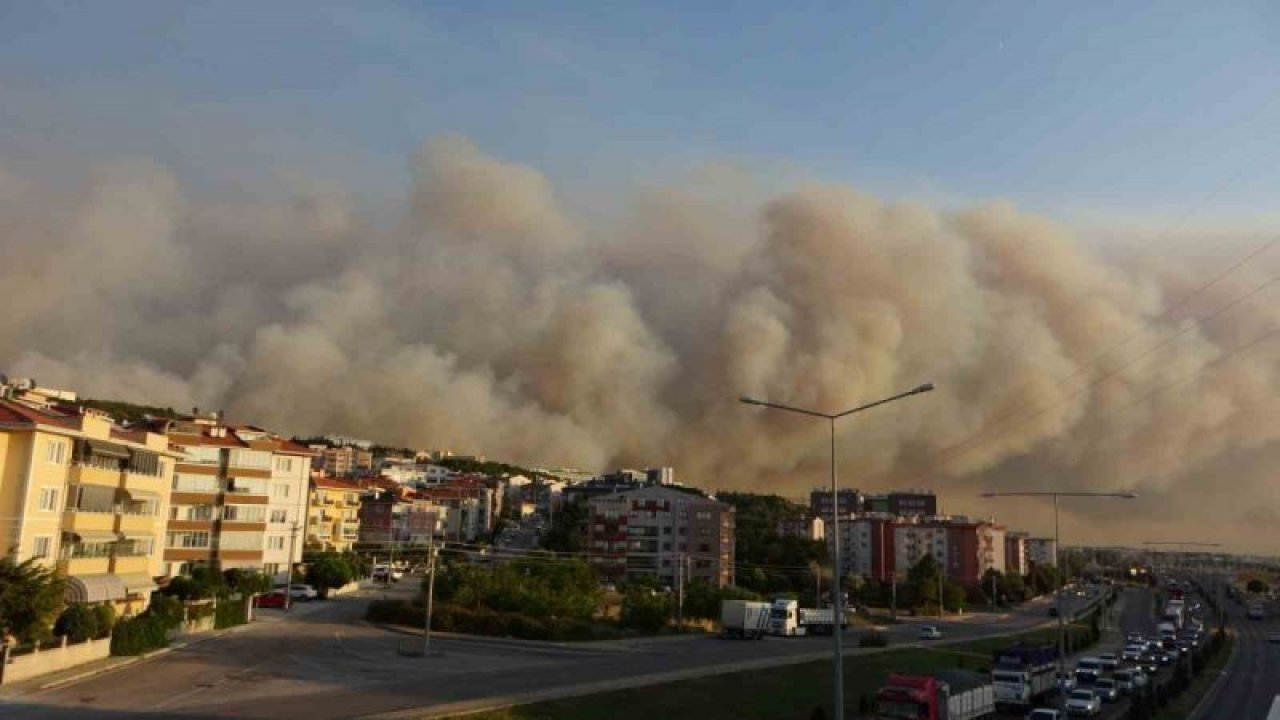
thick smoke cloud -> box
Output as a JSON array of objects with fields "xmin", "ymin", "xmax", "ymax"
[{"xmin": 2, "ymin": 137, "xmax": 1276, "ymax": 551}]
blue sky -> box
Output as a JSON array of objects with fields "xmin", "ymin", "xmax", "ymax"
[{"xmin": 4, "ymin": 1, "xmax": 1280, "ymax": 221}]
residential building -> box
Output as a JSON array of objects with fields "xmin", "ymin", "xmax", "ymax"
[
  {"xmin": 312, "ymin": 445, "xmax": 374, "ymax": 477},
  {"xmin": 255, "ymin": 434, "xmax": 311, "ymax": 584},
  {"xmin": 837, "ymin": 514, "xmax": 898, "ymax": 581},
  {"xmin": 1027, "ymin": 537, "xmax": 1057, "ymax": 568},
  {"xmin": 777, "ymin": 515, "xmax": 825, "ymax": 541},
  {"xmin": 161, "ymin": 419, "xmax": 273, "ymax": 576},
  {"xmin": 0, "ymin": 393, "xmax": 177, "ymax": 615},
  {"xmin": 944, "ymin": 521, "xmax": 1006, "ymax": 586},
  {"xmin": 1005, "ymin": 531, "xmax": 1030, "ymax": 577},
  {"xmin": 586, "ymin": 485, "xmax": 735, "ymax": 588},
  {"xmin": 809, "ymin": 487, "xmax": 863, "ymax": 519},
  {"xmin": 861, "ymin": 490, "xmax": 938, "ymax": 516},
  {"xmin": 307, "ymin": 477, "xmax": 362, "ymax": 552},
  {"xmin": 894, "ymin": 522, "xmax": 949, "ymax": 575}
]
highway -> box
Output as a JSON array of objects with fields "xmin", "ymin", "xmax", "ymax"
[
  {"xmin": 0, "ymin": 580, "xmax": 1106, "ymax": 719},
  {"xmin": 1196, "ymin": 592, "xmax": 1279, "ymax": 720}
]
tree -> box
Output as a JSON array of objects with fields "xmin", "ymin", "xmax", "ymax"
[
  {"xmin": 1246, "ymin": 579, "xmax": 1267, "ymax": 594},
  {"xmin": 306, "ymin": 555, "xmax": 356, "ymax": 598},
  {"xmin": 0, "ymin": 556, "xmax": 66, "ymax": 643},
  {"xmin": 223, "ymin": 569, "xmax": 274, "ymax": 596},
  {"xmin": 54, "ymin": 604, "xmax": 100, "ymax": 642},
  {"xmin": 620, "ymin": 585, "xmax": 673, "ymax": 633},
  {"xmin": 541, "ymin": 499, "xmax": 587, "ymax": 553},
  {"xmin": 906, "ymin": 555, "xmax": 942, "ymax": 610}
]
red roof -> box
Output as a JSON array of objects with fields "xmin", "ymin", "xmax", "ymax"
[
  {"xmin": 168, "ymin": 430, "xmax": 247, "ymax": 448},
  {"xmin": 0, "ymin": 398, "xmax": 80, "ymax": 429},
  {"xmin": 313, "ymin": 477, "xmax": 360, "ymax": 491}
]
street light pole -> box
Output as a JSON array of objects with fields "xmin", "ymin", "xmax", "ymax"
[
  {"xmin": 981, "ymin": 490, "xmax": 1137, "ymax": 713},
  {"xmin": 742, "ymin": 382, "xmax": 934, "ymax": 720}
]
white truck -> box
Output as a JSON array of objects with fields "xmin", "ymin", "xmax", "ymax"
[
  {"xmin": 767, "ymin": 597, "xmax": 848, "ymax": 636},
  {"xmin": 720, "ymin": 599, "xmax": 771, "ymax": 639},
  {"xmin": 990, "ymin": 644, "xmax": 1057, "ymax": 709}
]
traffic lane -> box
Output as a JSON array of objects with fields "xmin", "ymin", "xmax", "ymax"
[{"xmin": 1199, "ymin": 600, "xmax": 1278, "ymax": 720}]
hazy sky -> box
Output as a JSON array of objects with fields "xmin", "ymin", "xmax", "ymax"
[
  {"xmin": 2, "ymin": 3, "xmax": 1278, "ymax": 553},
  {"xmin": 5, "ymin": 2, "xmax": 1280, "ymax": 216}
]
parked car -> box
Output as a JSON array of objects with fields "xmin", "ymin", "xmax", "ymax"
[
  {"xmin": 254, "ymin": 590, "xmax": 287, "ymax": 608},
  {"xmin": 919, "ymin": 625, "xmax": 943, "ymax": 640},
  {"xmin": 1093, "ymin": 678, "xmax": 1119, "ymax": 702},
  {"xmin": 1028, "ymin": 709, "xmax": 1062, "ymax": 720},
  {"xmin": 286, "ymin": 584, "xmax": 318, "ymax": 601},
  {"xmin": 372, "ymin": 564, "xmax": 403, "ymax": 582},
  {"xmin": 1065, "ymin": 689, "xmax": 1102, "ymax": 716}
]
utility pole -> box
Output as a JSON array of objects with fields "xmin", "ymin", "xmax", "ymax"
[
  {"xmin": 676, "ymin": 552, "xmax": 686, "ymax": 632},
  {"xmin": 285, "ymin": 521, "xmax": 300, "ymax": 612},
  {"xmin": 991, "ymin": 570, "xmax": 999, "ymax": 611},
  {"xmin": 890, "ymin": 573, "xmax": 897, "ymax": 620},
  {"xmin": 422, "ymin": 534, "xmax": 438, "ymax": 655},
  {"xmin": 938, "ymin": 570, "xmax": 945, "ymax": 618}
]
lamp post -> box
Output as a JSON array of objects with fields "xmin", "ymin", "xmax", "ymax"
[
  {"xmin": 742, "ymin": 382, "xmax": 935, "ymax": 719},
  {"xmin": 981, "ymin": 490, "xmax": 1137, "ymax": 712}
]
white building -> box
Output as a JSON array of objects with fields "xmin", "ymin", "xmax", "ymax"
[
  {"xmin": 234, "ymin": 429, "xmax": 313, "ymax": 584},
  {"xmin": 895, "ymin": 523, "xmax": 949, "ymax": 572}
]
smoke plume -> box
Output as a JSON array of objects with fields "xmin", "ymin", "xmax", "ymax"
[{"xmin": 2, "ymin": 136, "xmax": 1277, "ymax": 551}]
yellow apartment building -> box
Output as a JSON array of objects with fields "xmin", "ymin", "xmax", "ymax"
[
  {"xmin": 0, "ymin": 394, "xmax": 176, "ymax": 616},
  {"xmin": 307, "ymin": 477, "xmax": 361, "ymax": 552}
]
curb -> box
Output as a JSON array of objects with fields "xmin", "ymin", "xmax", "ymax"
[{"xmin": 368, "ymin": 623, "xmax": 638, "ymax": 655}]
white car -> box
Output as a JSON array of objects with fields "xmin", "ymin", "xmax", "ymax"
[
  {"xmin": 1028, "ymin": 709, "xmax": 1062, "ymax": 720},
  {"xmin": 286, "ymin": 584, "xmax": 318, "ymax": 601},
  {"xmin": 919, "ymin": 625, "xmax": 943, "ymax": 640},
  {"xmin": 1122, "ymin": 644, "xmax": 1145, "ymax": 661},
  {"xmin": 1065, "ymin": 689, "xmax": 1101, "ymax": 716}
]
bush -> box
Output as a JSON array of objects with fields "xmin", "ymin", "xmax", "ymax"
[
  {"xmin": 93, "ymin": 603, "xmax": 116, "ymax": 638},
  {"xmin": 54, "ymin": 605, "xmax": 100, "ymax": 643},
  {"xmin": 620, "ymin": 588, "xmax": 673, "ymax": 633},
  {"xmin": 859, "ymin": 631, "xmax": 890, "ymax": 647},
  {"xmin": 110, "ymin": 605, "xmax": 180, "ymax": 656},
  {"xmin": 365, "ymin": 599, "xmax": 603, "ymax": 642},
  {"xmin": 215, "ymin": 597, "xmax": 247, "ymax": 629}
]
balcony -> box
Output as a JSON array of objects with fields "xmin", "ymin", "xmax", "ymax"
[
  {"xmin": 61, "ymin": 556, "xmax": 111, "ymax": 575},
  {"xmin": 63, "ymin": 511, "xmax": 116, "ymax": 533},
  {"xmin": 69, "ymin": 464, "xmax": 122, "ymax": 487},
  {"xmin": 117, "ymin": 514, "xmax": 155, "ymax": 535}
]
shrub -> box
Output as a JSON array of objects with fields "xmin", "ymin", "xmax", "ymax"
[
  {"xmin": 54, "ymin": 605, "xmax": 100, "ymax": 643},
  {"xmin": 92, "ymin": 603, "xmax": 116, "ymax": 638},
  {"xmin": 110, "ymin": 609, "xmax": 176, "ymax": 656},
  {"xmin": 859, "ymin": 631, "xmax": 890, "ymax": 648},
  {"xmin": 215, "ymin": 597, "xmax": 247, "ymax": 629},
  {"xmin": 620, "ymin": 588, "xmax": 672, "ymax": 633}
]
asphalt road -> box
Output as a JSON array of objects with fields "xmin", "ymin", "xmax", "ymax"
[
  {"xmin": 1197, "ymin": 594, "xmax": 1279, "ymax": 720},
  {"xmin": 0, "ymin": 581, "xmax": 1109, "ymax": 720}
]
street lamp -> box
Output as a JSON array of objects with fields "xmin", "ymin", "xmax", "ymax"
[
  {"xmin": 742, "ymin": 382, "xmax": 935, "ymax": 719},
  {"xmin": 980, "ymin": 490, "xmax": 1136, "ymax": 711}
]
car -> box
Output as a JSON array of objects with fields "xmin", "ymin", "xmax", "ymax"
[
  {"xmin": 1065, "ymin": 689, "xmax": 1102, "ymax": 716},
  {"xmin": 1156, "ymin": 651, "xmax": 1173, "ymax": 666},
  {"xmin": 1112, "ymin": 669, "xmax": 1139, "ymax": 694},
  {"xmin": 919, "ymin": 625, "xmax": 943, "ymax": 640},
  {"xmin": 1122, "ymin": 644, "xmax": 1145, "ymax": 661},
  {"xmin": 253, "ymin": 590, "xmax": 287, "ymax": 608},
  {"xmin": 1074, "ymin": 657, "xmax": 1103, "ymax": 684},
  {"xmin": 1268, "ymin": 632, "xmax": 1280, "ymax": 644},
  {"xmin": 1093, "ymin": 678, "xmax": 1119, "ymax": 702},
  {"xmin": 372, "ymin": 564, "xmax": 404, "ymax": 583},
  {"xmin": 1126, "ymin": 632, "xmax": 1144, "ymax": 643},
  {"xmin": 1028, "ymin": 709, "xmax": 1062, "ymax": 720},
  {"xmin": 1137, "ymin": 653, "xmax": 1160, "ymax": 674},
  {"xmin": 286, "ymin": 584, "xmax": 318, "ymax": 601},
  {"xmin": 1098, "ymin": 653, "xmax": 1120, "ymax": 672},
  {"xmin": 1057, "ymin": 672, "xmax": 1078, "ymax": 693}
]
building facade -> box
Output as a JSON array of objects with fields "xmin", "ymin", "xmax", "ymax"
[
  {"xmin": 586, "ymin": 485, "xmax": 735, "ymax": 588},
  {"xmin": 944, "ymin": 522, "xmax": 1006, "ymax": 586},
  {"xmin": 809, "ymin": 488, "xmax": 863, "ymax": 520},
  {"xmin": 777, "ymin": 515, "xmax": 825, "ymax": 541},
  {"xmin": 0, "ymin": 394, "xmax": 176, "ymax": 615},
  {"xmin": 307, "ymin": 477, "xmax": 362, "ymax": 552},
  {"xmin": 1005, "ymin": 531, "xmax": 1029, "ymax": 577}
]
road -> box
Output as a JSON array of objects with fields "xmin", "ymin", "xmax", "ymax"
[
  {"xmin": 0, "ymin": 582, "xmax": 1107, "ymax": 719},
  {"xmin": 1197, "ymin": 593, "xmax": 1279, "ymax": 720}
]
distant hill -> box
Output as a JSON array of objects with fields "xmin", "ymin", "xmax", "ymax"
[{"xmin": 79, "ymin": 398, "xmax": 187, "ymax": 425}]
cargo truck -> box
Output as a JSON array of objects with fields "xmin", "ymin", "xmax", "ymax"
[
  {"xmin": 876, "ymin": 671, "xmax": 996, "ymax": 720},
  {"xmin": 990, "ymin": 644, "xmax": 1057, "ymax": 709},
  {"xmin": 720, "ymin": 599, "xmax": 770, "ymax": 639},
  {"xmin": 766, "ymin": 598, "xmax": 848, "ymax": 636}
]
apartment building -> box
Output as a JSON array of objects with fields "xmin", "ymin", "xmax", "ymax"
[
  {"xmin": 313, "ymin": 445, "xmax": 373, "ymax": 477},
  {"xmin": 0, "ymin": 394, "xmax": 176, "ymax": 615},
  {"xmin": 777, "ymin": 515, "xmax": 825, "ymax": 541},
  {"xmin": 586, "ymin": 485, "xmax": 735, "ymax": 588},
  {"xmin": 808, "ymin": 487, "xmax": 863, "ymax": 519},
  {"xmin": 232, "ymin": 428, "xmax": 312, "ymax": 584},
  {"xmin": 307, "ymin": 477, "xmax": 361, "ymax": 552},
  {"xmin": 894, "ymin": 522, "xmax": 949, "ymax": 574},
  {"xmin": 944, "ymin": 521, "xmax": 1006, "ymax": 586},
  {"xmin": 1026, "ymin": 537, "xmax": 1057, "ymax": 568},
  {"xmin": 836, "ymin": 514, "xmax": 897, "ymax": 581},
  {"xmin": 1005, "ymin": 531, "xmax": 1030, "ymax": 577}
]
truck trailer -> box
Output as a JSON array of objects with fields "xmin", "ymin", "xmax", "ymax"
[
  {"xmin": 720, "ymin": 600, "xmax": 770, "ymax": 639},
  {"xmin": 766, "ymin": 598, "xmax": 848, "ymax": 636},
  {"xmin": 990, "ymin": 643, "xmax": 1057, "ymax": 709},
  {"xmin": 877, "ymin": 671, "xmax": 996, "ymax": 720}
]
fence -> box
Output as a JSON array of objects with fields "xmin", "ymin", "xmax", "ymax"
[{"xmin": 0, "ymin": 635, "xmax": 112, "ymax": 686}]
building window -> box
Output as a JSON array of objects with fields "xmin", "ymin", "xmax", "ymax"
[
  {"xmin": 170, "ymin": 504, "xmax": 216, "ymax": 521},
  {"xmin": 45, "ymin": 439, "xmax": 66, "ymax": 465},
  {"xmin": 267, "ymin": 536, "xmax": 286, "ymax": 550},
  {"xmin": 270, "ymin": 509, "xmax": 288, "ymax": 523},
  {"xmin": 273, "ymin": 483, "xmax": 291, "ymax": 498},
  {"xmin": 223, "ymin": 505, "xmax": 266, "ymax": 523},
  {"xmin": 32, "ymin": 536, "xmax": 52, "ymax": 559},
  {"xmin": 167, "ymin": 531, "xmax": 210, "ymax": 549},
  {"xmin": 38, "ymin": 487, "xmax": 59, "ymax": 512},
  {"xmin": 263, "ymin": 563, "xmax": 280, "ymax": 576},
  {"xmin": 275, "ymin": 457, "xmax": 295, "ymax": 473}
]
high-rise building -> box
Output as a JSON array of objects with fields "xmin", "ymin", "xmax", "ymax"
[
  {"xmin": 306, "ymin": 477, "xmax": 363, "ymax": 552},
  {"xmin": 587, "ymin": 485, "xmax": 734, "ymax": 588},
  {"xmin": 809, "ymin": 487, "xmax": 863, "ymax": 519}
]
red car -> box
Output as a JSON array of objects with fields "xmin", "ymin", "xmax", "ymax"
[{"xmin": 254, "ymin": 591, "xmax": 287, "ymax": 608}]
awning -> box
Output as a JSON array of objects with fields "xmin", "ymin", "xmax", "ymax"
[
  {"xmin": 120, "ymin": 487, "xmax": 162, "ymax": 502},
  {"xmin": 86, "ymin": 439, "xmax": 129, "ymax": 459},
  {"xmin": 65, "ymin": 574, "xmax": 128, "ymax": 603},
  {"xmin": 116, "ymin": 573, "xmax": 158, "ymax": 596},
  {"xmin": 63, "ymin": 530, "xmax": 122, "ymax": 543}
]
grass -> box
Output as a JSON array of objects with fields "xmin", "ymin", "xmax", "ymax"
[
  {"xmin": 1155, "ymin": 632, "xmax": 1235, "ymax": 720},
  {"xmin": 452, "ymin": 620, "xmax": 1099, "ymax": 720}
]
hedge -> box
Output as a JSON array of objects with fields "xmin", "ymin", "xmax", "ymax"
[
  {"xmin": 366, "ymin": 599, "xmax": 625, "ymax": 642},
  {"xmin": 215, "ymin": 597, "xmax": 248, "ymax": 629},
  {"xmin": 110, "ymin": 613, "xmax": 175, "ymax": 655}
]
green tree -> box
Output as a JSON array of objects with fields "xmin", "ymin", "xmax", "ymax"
[
  {"xmin": 306, "ymin": 554, "xmax": 356, "ymax": 597},
  {"xmin": 0, "ymin": 556, "xmax": 66, "ymax": 643},
  {"xmin": 1246, "ymin": 579, "xmax": 1266, "ymax": 594},
  {"xmin": 620, "ymin": 585, "xmax": 673, "ymax": 633},
  {"xmin": 541, "ymin": 499, "xmax": 587, "ymax": 553},
  {"xmin": 906, "ymin": 555, "xmax": 942, "ymax": 610},
  {"xmin": 54, "ymin": 604, "xmax": 100, "ymax": 642},
  {"xmin": 223, "ymin": 569, "xmax": 274, "ymax": 596}
]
